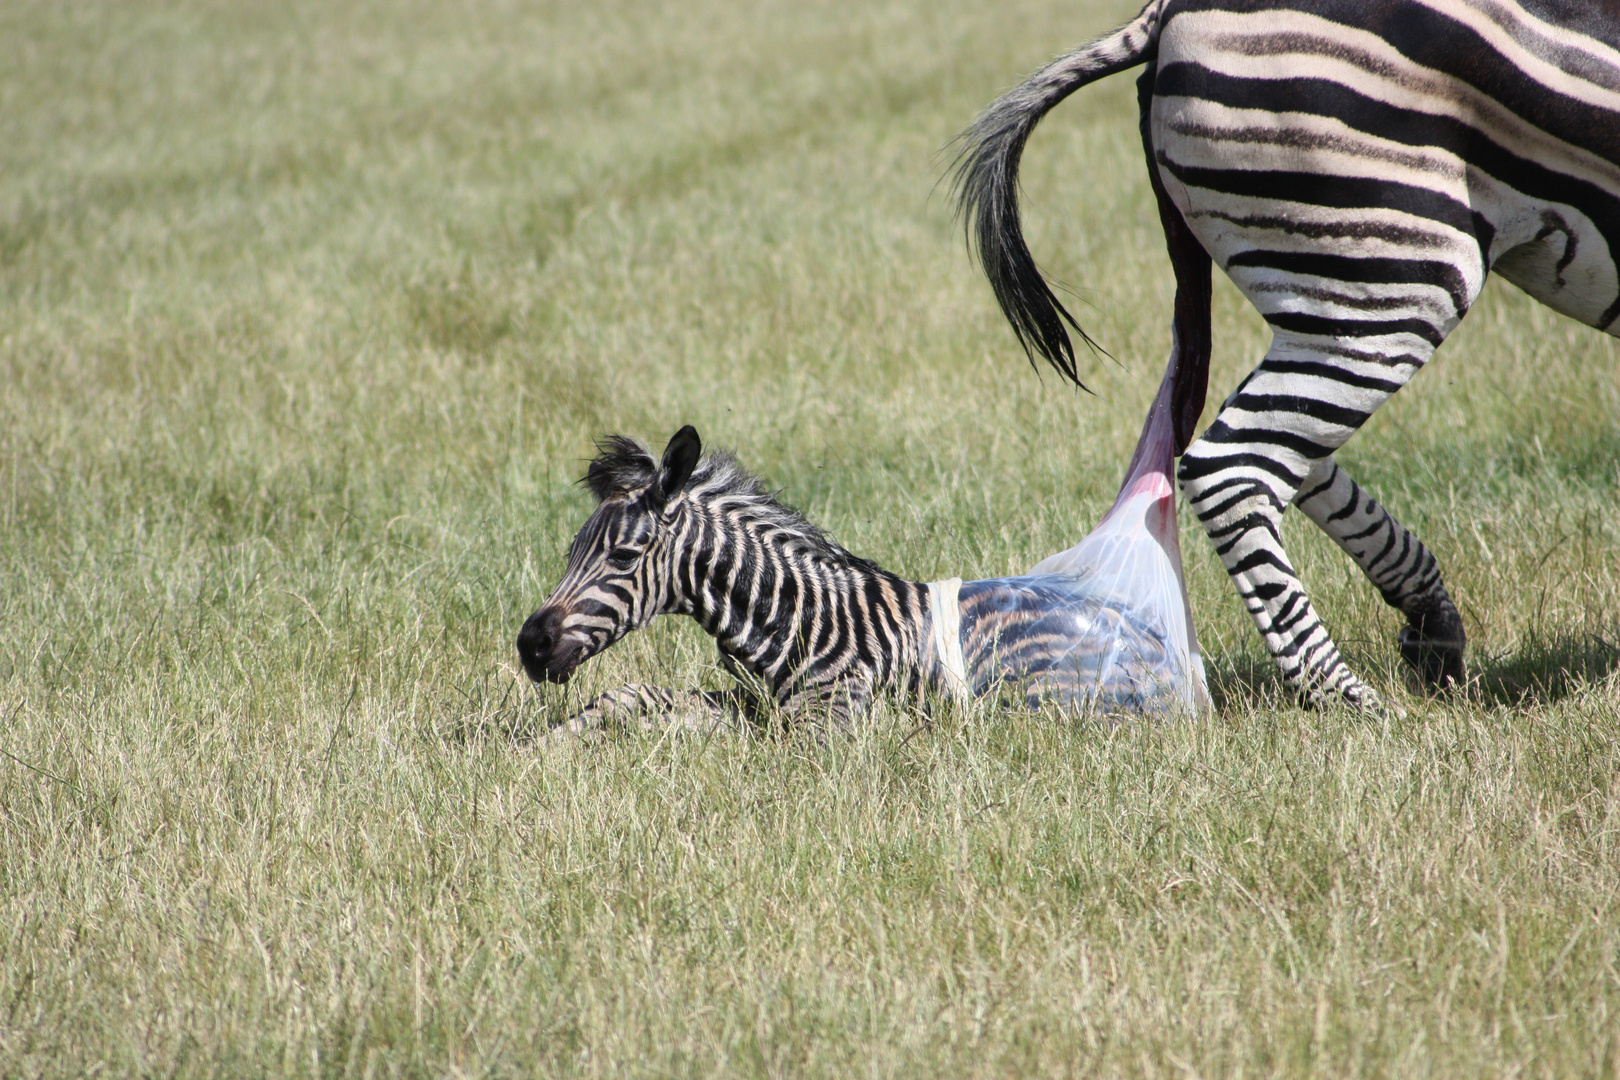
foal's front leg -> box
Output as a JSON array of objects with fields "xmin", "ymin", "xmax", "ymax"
[
  {"xmin": 774, "ymin": 678, "xmax": 876, "ymax": 736},
  {"xmin": 547, "ymin": 684, "xmax": 754, "ymax": 739}
]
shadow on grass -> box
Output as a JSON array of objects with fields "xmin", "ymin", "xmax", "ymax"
[
  {"xmin": 1203, "ymin": 654, "xmax": 1299, "ymax": 715},
  {"xmin": 1203, "ymin": 627, "xmax": 1620, "ymax": 712},
  {"xmin": 1468, "ymin": 628, "xmax": 1620, "ymax": 707}
]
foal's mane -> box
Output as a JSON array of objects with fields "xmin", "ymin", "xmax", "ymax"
[{"xmin": 581, "ymin": 435, "xmax": 882, "ymax": 571}]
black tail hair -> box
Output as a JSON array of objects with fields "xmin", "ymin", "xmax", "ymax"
[{"xmin": 951, "ymin": 4, "xmax": 1162, "ymax": 385}]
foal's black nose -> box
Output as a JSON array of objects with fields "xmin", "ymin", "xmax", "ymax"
[{"xmin": 516, "ymin": 608, "xmax": 563, "ymax": 681}]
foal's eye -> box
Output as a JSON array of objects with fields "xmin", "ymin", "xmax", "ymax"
[{"xmin": 605, "ymin": 547, "xmax": 641, "ymax": 570}]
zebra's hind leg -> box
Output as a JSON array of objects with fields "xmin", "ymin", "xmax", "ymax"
[
  {"xmin": 1180, "ymin": 458, "xmax": 1369, "ymax": 707},
  {"xmin": 1293, "ymin": 458, "xmax": 1465, "ymax": 690},
  {"xmin": 1177, "ymin": 327, "xmax": 1450, "ymax": 711},
  {"xmin": 547, "ymin": 684, "xmax": 753, "ymax": 739}
]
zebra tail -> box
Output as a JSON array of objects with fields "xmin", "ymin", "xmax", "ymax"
[{"xmin": 951, "ymin": 2, "xmax": 1164, "ymax": 385}]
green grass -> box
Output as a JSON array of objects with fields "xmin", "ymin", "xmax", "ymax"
[{"xmin": 2, "ymin": 0, "xmax": 1618, "ymax": 1075}]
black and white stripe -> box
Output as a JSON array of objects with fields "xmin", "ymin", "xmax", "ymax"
[
  {"xmin": 516, "ymin": 426, "xmax": 937, "ymax": 731},
  {"xmin": 955, "ymin": 0, "xmax": 1620, "ymax": 707},
  {"xmin": 519, "ymin": 426, "xmax": 1211, "ymax": 731}
]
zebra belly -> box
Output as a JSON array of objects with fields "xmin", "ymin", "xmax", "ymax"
[
  {"xmin": 956, "ymin": 576, "xmax": 1188, "ymax": 714},
  {"xmin": 1491, "ymin": 212, "xmax": 1620, "ymax": 332}
]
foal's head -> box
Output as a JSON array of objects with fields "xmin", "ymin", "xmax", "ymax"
[{"xmin": 516, "ymin": 426, "xmax": 701, "ymax": 684}]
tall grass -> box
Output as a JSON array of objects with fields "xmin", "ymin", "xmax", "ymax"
[{"xmin": 1, "ymin": 0, "xmax": 1617, "ymax": 1075}]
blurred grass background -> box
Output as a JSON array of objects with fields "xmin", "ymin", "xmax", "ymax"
[{"xmin": 1, "ymin": 0, "xmax": 1617, "ymax": 1075}]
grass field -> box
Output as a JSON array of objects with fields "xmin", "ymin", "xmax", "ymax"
[{"xmin": 3, "ymin": 0, "xmax": 1619, "ymax": 1075}]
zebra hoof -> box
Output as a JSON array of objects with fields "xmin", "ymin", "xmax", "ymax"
[
  {"xmin": 1396, "ymin": 626, "xmax": 1465, "ymax": 691},
  {"xmin": 1336, "ymin": 682, "xmax": 1406, "ymax": 720},
  {"xmin": 1297, "ymin": 677, "xmax": 1403, "ymax": 718},
  {"xmin": 1397, "ymin": 596, "xmax": 1465, "ymax": 692}
]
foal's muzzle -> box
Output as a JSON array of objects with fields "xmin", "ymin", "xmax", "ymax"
[{"xmin": 516, "ymin": 607, "xmax": 587, "ymax": 684}]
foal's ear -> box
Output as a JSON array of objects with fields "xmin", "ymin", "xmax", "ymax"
[{"xmin": 655, "ymin": 425, "xmax": 701, "ymax": 505}]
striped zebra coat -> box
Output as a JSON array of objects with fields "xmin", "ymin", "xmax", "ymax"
[
  {"xmin": 516, "ymin": 426, "xmax": 941, "ymax": 734},
  {"xmin": 955, "ymin": 0, "xmax": 1620, "ymax": 709},
  {"xmin": 515, "ymin": 427, "xmax": 1200, "ymax": 736}
]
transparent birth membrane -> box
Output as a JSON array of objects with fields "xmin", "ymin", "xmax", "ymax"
[
  {"xmin": 929, "ymin": 350, "xmax": 1210, "ymax": 716},
  {"xmin": 957, "ymin": 572, "xmax": 1194, "ymax": 713}
]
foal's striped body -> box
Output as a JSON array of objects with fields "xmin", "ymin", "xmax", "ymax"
[
  {"xmin": 517, "ymin": 428, "xmax": 940, "ymax": 732},
  {"xmin": 517, "ymin": 428, "xmax": 1193, "ymax": 735}
]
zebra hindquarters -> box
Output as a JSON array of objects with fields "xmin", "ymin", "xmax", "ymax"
[{"xmin": 1146, "ymin": 3, "xmax": 1506, "ymax": 707}]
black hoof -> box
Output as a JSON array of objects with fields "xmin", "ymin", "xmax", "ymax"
[
  {"xmin": 1396, "ymin": 626, "xmax": 1465, "ymax": 691},
  {"xmin": 1397, "ymin": 597, "xmax": 1466, "ymax": 691}
]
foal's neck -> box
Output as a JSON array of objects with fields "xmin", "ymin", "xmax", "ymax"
[{"xmin": 664, "ymin": 498, "xmax": 934, "ymax": 691}]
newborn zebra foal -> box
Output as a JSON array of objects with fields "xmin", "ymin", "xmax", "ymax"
[{"xmin": 516, "ymin": 426, "xmax": 1193, "ymax": 737}]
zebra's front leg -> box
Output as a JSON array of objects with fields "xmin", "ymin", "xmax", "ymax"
[
  {"xmin": 549, "ymin": 683, "xmax": 752, "ymax": 739},
  {"xmin": 1293, "ymin": 458, "xmax": 1465, "ymax": 690},
  {"xmin": 774, "ymin": 678, "xmax": 875, "ymax": 737}
]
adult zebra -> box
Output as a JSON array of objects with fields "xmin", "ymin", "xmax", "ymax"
[{"xmin": 955, "ymin": 0, "xmax": 1620, "ymax": 709}]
